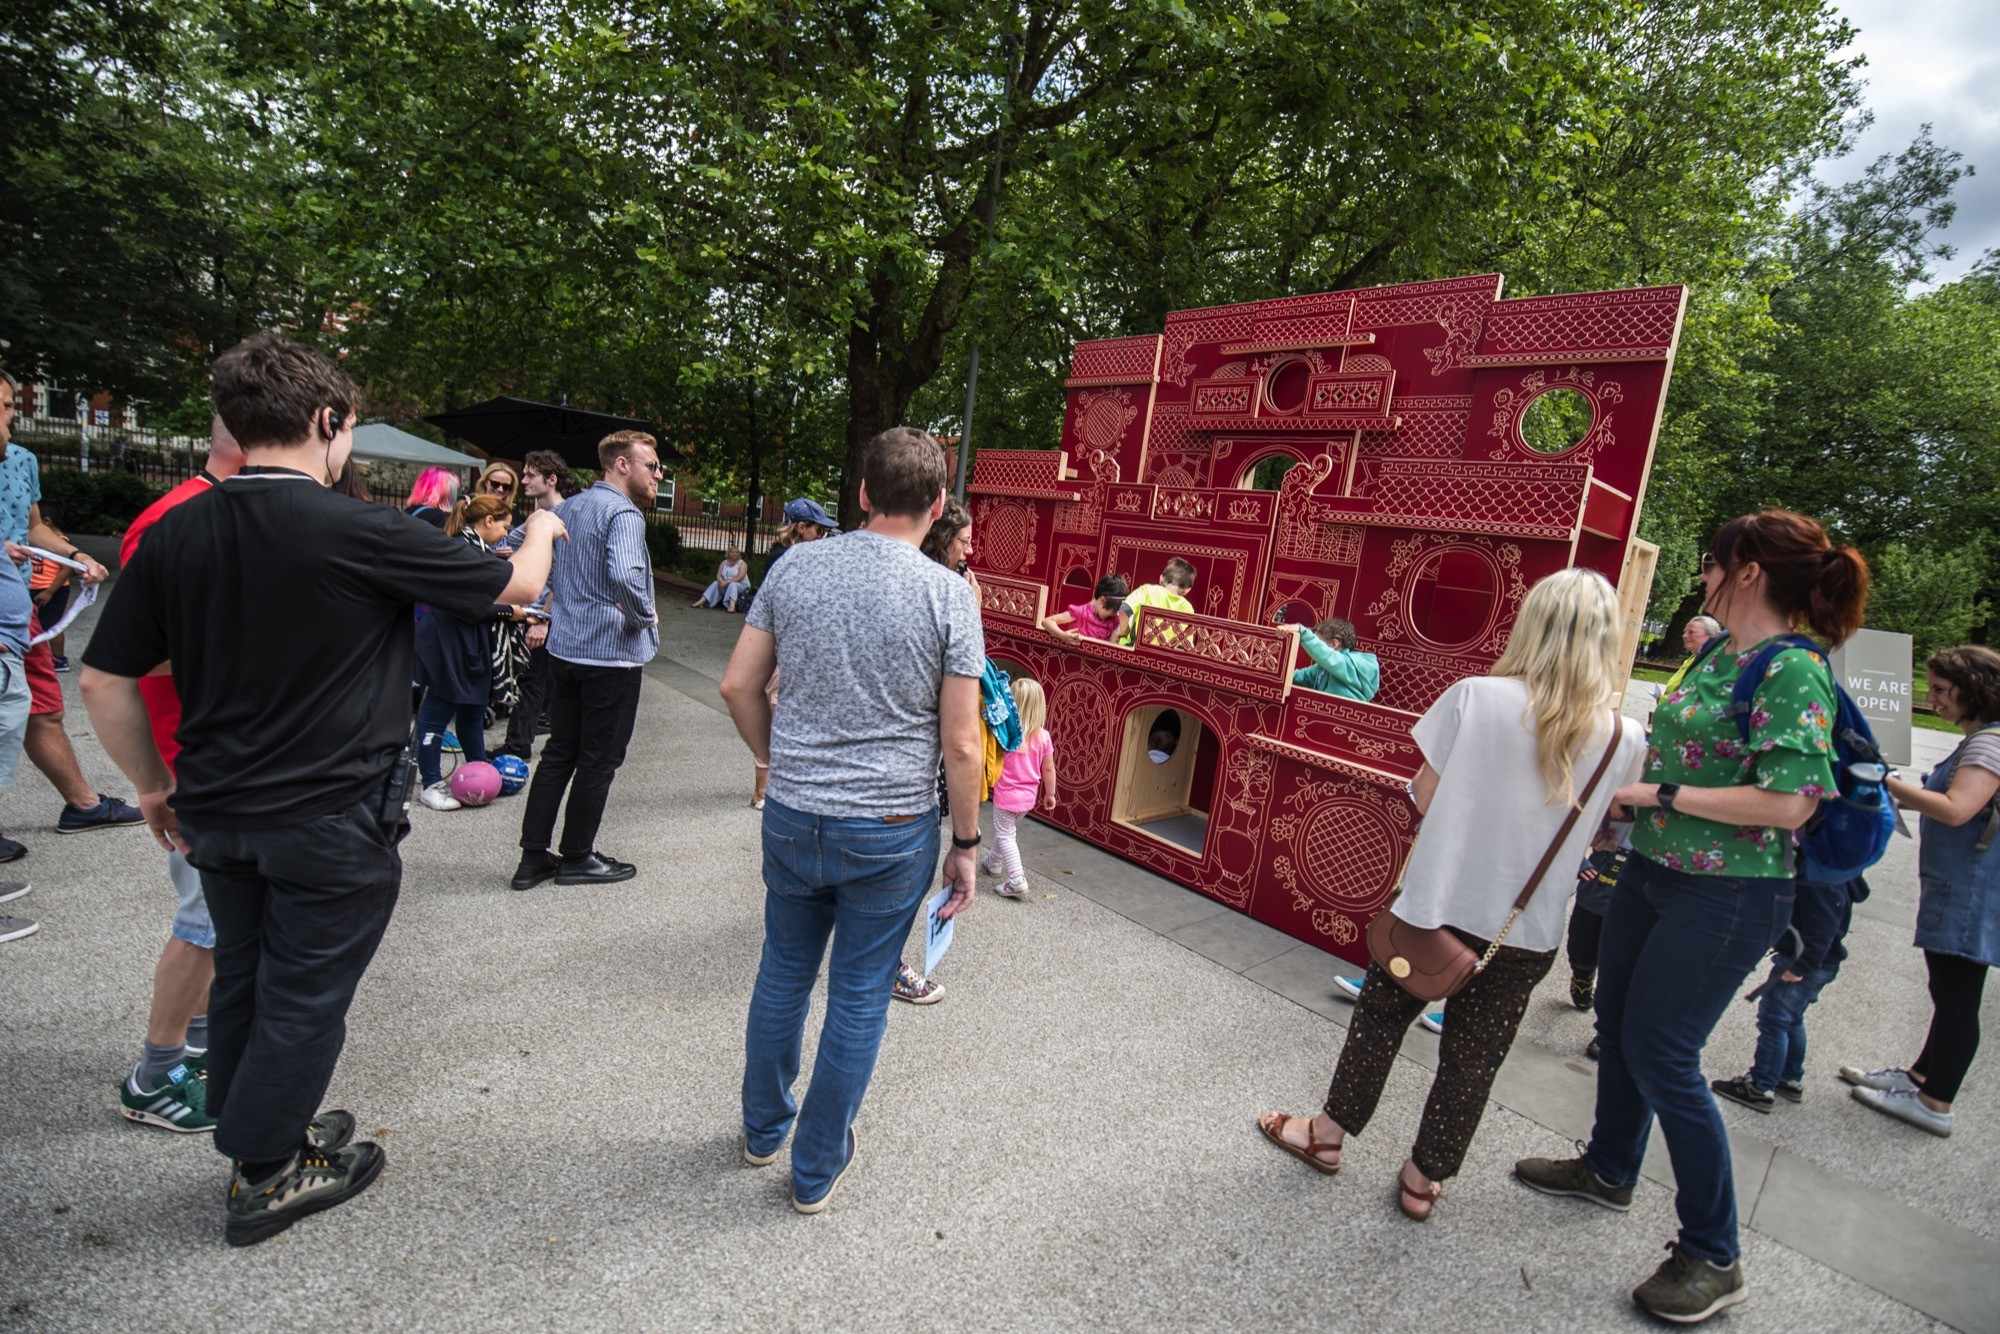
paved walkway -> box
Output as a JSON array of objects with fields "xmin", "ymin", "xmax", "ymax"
[{"xmin": 0, "ymin": 589, "xmax": 1992, "ymax": 1330}]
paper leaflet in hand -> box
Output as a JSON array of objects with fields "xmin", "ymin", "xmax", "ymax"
[
  {"xmin": 923, "ymin": 884, "xmax": 955, "ymax": 977},
  {"xmin": 24, "ymin": 547, "xmax": 97, "ymax": 646}
]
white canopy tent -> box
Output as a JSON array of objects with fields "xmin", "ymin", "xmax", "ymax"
[{"xmin": 348, "ymin": 422, "xmax": 485, "ymax": 471}]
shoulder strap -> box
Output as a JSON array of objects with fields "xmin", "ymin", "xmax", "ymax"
[
  {"xmin": 1511, "ymin": 712, "xmax": 1626, "ymax": 915},
  {"xmin": 1724, "ymin": 634, "xmax": 1824, "ymax": 743}
]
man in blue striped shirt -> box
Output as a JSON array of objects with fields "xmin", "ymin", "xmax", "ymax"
[{"xmin": 511, "ymin": 430, "xmax": 661, "ymax": 890}]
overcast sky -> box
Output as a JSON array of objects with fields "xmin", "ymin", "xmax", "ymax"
[{"xmin": 1823, "ymin": 0, "xmax": 2000, "ymax": 284}]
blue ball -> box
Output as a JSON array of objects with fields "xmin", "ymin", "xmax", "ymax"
[{"xmin": 492, "ymin": 754, "xmax": 530, "ymax": 795}]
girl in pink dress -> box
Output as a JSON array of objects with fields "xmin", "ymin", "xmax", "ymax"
[
  {"xmin": 1040, "ymin": 573, "xmax": 1128, "ymax": 645},
  {"xmin": 985, "ymin": 678, "xmax": 1058, "ymax": 897}
]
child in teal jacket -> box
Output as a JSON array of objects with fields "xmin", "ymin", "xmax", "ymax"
[{"xmin": 1294, "ymin": 617, "xmax": 1380, "ymax": 702}]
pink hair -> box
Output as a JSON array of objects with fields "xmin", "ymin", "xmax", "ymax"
[{"xmin": 404, "ymin": 466, "xmax": 460, "ymax": 510}]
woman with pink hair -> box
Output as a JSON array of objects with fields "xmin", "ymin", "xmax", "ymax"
[{"xmin": 403, "ymin": 467, "xmax": 461, "ymax": 528}]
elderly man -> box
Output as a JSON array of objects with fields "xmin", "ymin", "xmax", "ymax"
[{"xmin": 1662, "ymin": 615, "xmax": 1725, "ymax": 694}]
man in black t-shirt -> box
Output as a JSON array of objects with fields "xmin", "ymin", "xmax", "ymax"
[{"xmin": 81, "ymin": 333, "xmax": 566, "ymax": 1247}]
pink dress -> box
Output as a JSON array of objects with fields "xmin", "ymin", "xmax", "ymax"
[
  {"xmin": 1065, "ymin": 602, "xmax": 1117, "ymax": 641},
  {"xmin": 992, "ymin": 729, "xmax": 1053, "ymax": 813}
]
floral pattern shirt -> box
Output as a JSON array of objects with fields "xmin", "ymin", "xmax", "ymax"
[{"xmin": 1630, "ymin": 636, "xmax": 1838, "ymax": 879}]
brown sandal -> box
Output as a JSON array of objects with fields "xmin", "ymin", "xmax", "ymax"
[
  {"xmin": 1396, "ymin": 1159, "xmax": 1442, "ymax": 1221},
  {"xmin": 1258, "ymin": 1111, "xmax": 1342, "ymax": 1175}
]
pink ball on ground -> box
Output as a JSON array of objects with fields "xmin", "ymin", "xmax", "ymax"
[{"xmin": 449, "ymin": 761, "xmax": 503, "ymax": 807}]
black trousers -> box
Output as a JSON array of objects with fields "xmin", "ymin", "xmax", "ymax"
[
  {"xmin": 1914, "ymin": 951, "xmax": 1989, "ymax": 1103},
  {"xmin": 182, "ymin": 796, "xmax": 404, "ymax": 1163},
  {"xmin": 1567, "ymin": 900, "xmax": 1606, "ymax": 977},
  {"xmin": 500, "ymin": 643, "xmax": 550, "ymax": 760},
  {"xmin": 518, "ymin": 657, "xmax": 643, "ymax": 859}
]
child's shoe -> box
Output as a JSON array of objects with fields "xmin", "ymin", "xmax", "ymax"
[
  {"xmin": 1710, "ymin": 1075, "xmax": 1774, "ymax": 1114},
  {"xmin": 981, "ymin": 853, "xmax": 1005, "ymax": 876},
  {"xmin": 418, "ymin": 781, "xmax": 460, "ymax": 812},
  {"xmin": 995, "ymin": 878, "xmax": 1028, "ymax": 899}
]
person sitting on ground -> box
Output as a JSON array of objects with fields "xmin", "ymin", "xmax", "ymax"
[
  {"xmin": 413, "ymin": 494, "xmax": 523, "ymax": 811},
  {"xmin": 1291, "ymin": 616, "xmax": 1380, "ymax": 702},
  {"xmin": 694, "ymin": 548, "xmax": 751, "ymax": 611},
  {"xmin": 1846, "ymin": 644, "xmax": 2000, "ymax": 1137},
  {"xmin": 1114, "ymin": 558, "xmax": 1197, "ymax": 647},
  {"xmin": 1260, "ymin": 568, "xmax": 1644, "ymax": 1222},
  {"xmin": 1041, "ymin": 573, "xmax": 1128, "ymax": 645},
  {"xmin": 403, "ymin": 467, "xmax": 460, "ymax": 528},
  {"xmin": 1711, "ymin": 875, "xmax": 1865, "ymax": 1114}
]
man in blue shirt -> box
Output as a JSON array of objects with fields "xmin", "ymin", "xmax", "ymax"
[
  {"xmin": 0, "ymin": 372, "xmax": 145, "ymax": 856},
  {"xmin": 511, "ymin": 430, "xmax": 660, "ymax": 890},
  {"xmin": 0, "ymin": 529, "xmax": 36, "ymax": 944}
]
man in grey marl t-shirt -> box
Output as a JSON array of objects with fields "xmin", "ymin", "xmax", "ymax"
[
  {"xmin": 745, "ymin": 529, "xmax": 984, "ymax": 815},
  {"xmin": 720, "ymin": 426, "xmax": 986, "ymax": 1213}
]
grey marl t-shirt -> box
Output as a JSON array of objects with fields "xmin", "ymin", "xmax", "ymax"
[{"xmin": 747, "ymin": 528, "xmax": 985, "ymax": 817}]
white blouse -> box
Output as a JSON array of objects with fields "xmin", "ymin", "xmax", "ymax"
[{"xmin": 1392, "ymin": 676, "xmax": 1647, "ymax": 952}]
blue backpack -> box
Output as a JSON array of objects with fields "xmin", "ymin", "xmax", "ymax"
[{"xmin": 1709, "ymin": 633, "xmax": 1895, "ymax": 881}]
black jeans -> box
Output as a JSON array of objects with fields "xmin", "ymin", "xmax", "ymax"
[
  {"xmin": 500, "ymin": 643, "xmax": 550, "ymax": 760},
  {"xmin": 1914, "ymin": 951, "xmax": 1989, "ymax": 1103},
  {"xmin": 518, "ymin": 657, "xmax": 643, "ymax": 859},
  {"xmin": 182, "ymin": 796, "xmax": 405, "ymax": 1163}
]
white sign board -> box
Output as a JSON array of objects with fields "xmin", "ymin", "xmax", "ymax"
[{"xmin": 1830, "ymin": 628, "xmax": 1914, "ymax": 768}]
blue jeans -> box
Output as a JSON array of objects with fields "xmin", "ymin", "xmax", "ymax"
[
  {"xmin": 1748, "ymin": 956, "xmax": 1840, "ymax": 1089},
  {"xmin": 1585, "ymin": 854, "xmax": 1793, "ymax": 1265},
  {"xmin": 416, "ymin": 692, "xmax": 485, "ymax": 787},
  {"xmin": 742, "ymin": 797, "xmax": 938, "ymax": 1200}
]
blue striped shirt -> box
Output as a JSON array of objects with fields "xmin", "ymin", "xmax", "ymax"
[{"xmin": 546, "ymin": 483, "xmax": 658, "ymax": 668}]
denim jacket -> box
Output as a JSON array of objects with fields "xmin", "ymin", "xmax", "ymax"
[{"xmin": 1914, "ymin": 734, "xmax": 2000, "ymax": 967}]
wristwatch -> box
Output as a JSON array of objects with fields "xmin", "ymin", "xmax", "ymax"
[
  {"xmin": 951, "ymin": 832, "xmax": 982, "ymax": 849},
  {"xmin": 1656, "ymin": 782, "xmax": 1683, "ymax": 814}
]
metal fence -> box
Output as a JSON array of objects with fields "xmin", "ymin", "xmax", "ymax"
[
  {"xmin": 661, "ymin": 510, "xmax": 785, "ymax": 555},
  {"xmin": 17, "ymin": 425, "xmax": 415, "ymax": 507}
]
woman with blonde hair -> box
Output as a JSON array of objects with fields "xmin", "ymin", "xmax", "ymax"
[
  {"xmin": 1259, "ymin": 568, "xmax": 1645, "ymax": 1219},
  {"xmin": 476, "ymin": 460, "xmax": 521, "ymax": 512}
]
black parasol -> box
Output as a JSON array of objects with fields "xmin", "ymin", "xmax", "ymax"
[{"xmin": 425, "ymin": 397, "xmax": 657, "ymax": 471}]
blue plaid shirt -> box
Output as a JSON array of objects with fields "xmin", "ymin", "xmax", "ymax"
[{"xmin": 545, "ymin": 482, "xmax": 658, "ymax": 668}]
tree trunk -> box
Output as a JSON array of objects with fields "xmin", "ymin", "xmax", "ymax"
[
  {"xmin": 743, "ymin": 381, "xmax": 762, "ymax": 556},
  {"xmin": 840, "ymin": 319, "xmax": 921, "ymax": 527}
]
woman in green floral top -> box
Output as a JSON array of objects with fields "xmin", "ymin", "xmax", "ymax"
[{"xmin": 1515, "ymin": 510, "xmax": 1869, "ymax": 1324}]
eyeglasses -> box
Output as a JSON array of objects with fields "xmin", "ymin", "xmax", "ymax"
[
  {"xmin": 641, "ymin": 460, "xmax": 665, "ymax": 475},
  {"xmin": 1700, "ymin": 553, "xmax": 1718, "ymax": 574}
]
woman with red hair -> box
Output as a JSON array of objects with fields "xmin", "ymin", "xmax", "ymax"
[
  {"xmin": 403, "ymin": 467, "xmax": 461, "ymax": 528},
  {"xmin": 1516, "ymin": 509, "xmax": 1868, "ymax": 1324}
]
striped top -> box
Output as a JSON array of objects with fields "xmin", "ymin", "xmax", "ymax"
[{"xmin": 546, "ymin": 482, "xmax": 658, "ymax": 668}]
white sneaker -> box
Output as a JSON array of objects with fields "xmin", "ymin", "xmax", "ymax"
[
  {"xmin": 982, "ymin": 854, "xmax": 1005, "ymax": 876},
  {"xmin": 1852, "ymin": 1085, "xmax": 1953, "ymax": 1137},
  {"xmin": 1333, "ymin": 974, "xmax": 1364, "ymax": 1002},
  {"xmin": 995, "ymin": 878, "xmax": 1028, "ymax": 898},
  {"xmin": 1839, "ymin": 1064, "xmax": 1918, "ymax": 1094},
  {"xmin": 1419, "ymin": 1009, "xmax": 1446, "ymax": 1035},
  {"xmin": 419, "ymin": 781, "xmax": 460, "ymax": 812}
]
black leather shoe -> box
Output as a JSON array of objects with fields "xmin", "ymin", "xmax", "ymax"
[
  {"xmin": 510, "ymin": 853, "xmax": 559, "ymax": 892},
  {"xmin": 555, "ymin": 852, "xmax": 636, "ymax": 885}
]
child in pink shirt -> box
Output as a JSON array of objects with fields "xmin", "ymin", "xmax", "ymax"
[
  {"xmin": 985, "ymin": 678, "xmax": 1057, "ymax": 898},
  {"xmin": 1040, "ymin": 573, "xmax": 1129, "ymax": 645}
]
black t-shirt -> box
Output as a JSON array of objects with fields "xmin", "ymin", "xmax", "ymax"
[{"xmin": 83, "ymin": 469, "xmax": 513, "ymax": 829}]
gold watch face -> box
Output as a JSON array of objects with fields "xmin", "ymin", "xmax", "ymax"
[{"xmin": 1389, "ymin": 957, "xmax": 1411, "ymax": 979}]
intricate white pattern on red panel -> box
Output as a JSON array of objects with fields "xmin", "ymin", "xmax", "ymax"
[
  {"xmin": 1162, "ymin": 305, "xmax": 1260, "ymax": 387},
  {"xmin": 1361, "ymin": 533, "xmax": 1528, "ymax": 656},
  {"xmin": 1356, "ymin": 458, "xmax": 1589, "ymax": 540},
  {"xmin": 1136, "ymin": 611, "xmax": 1288, "ymax": 675},
  {"xmin": 1153, "ymin": 490, "xmax": 1216, "ymax": 522},
  {"xmin": 970, "ymin": 449, "xmax": 1076, "ymax": 496},
  {"xmin": 1264, "ymin": 573, "xmax": 1343, "ymax": 625},
  {"xmin": 1486, "ymin": 368, "xmax": 1624, "ymax": 463},
  {"xmin": 1474, "ymin": 287, "xmax": 1683, "ymax": 360},
  {"xmin": 1073, "ymin": 389, "xmax": 1140, "ymax": 452},
  {"xmin": 1070, "ymin": 335, "xmax": 1163, "ymax": 383},
  {"xmin": 977, "ymin": 499, "xmax": 1038, "ymax": 574}
]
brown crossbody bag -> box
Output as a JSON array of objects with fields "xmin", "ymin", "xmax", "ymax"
[{"xmin": 1368, "ymin": 712, "xmax": 1624, "ymax": 1003}]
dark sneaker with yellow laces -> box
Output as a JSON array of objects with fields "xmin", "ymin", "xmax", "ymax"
[
  {"xmin": 118, "ymin": 1061, "xmax": 215, "ymax": 1133},
  {"xmin": 1513, "ymin": 1147, "xmax": 1634, "ymax": 1211},
  {"xmin": 1632, "ymin": 1240, "xmax": 1747, "ymax": 1323},
  {"xmin": 225, "ymin": 1141, "xmax": 386, "ymax": 1247}
]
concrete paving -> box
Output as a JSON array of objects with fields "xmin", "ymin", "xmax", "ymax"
[{"xmin": 0, "ymin": 589, "xmax": 1989, "ymax": 1330}]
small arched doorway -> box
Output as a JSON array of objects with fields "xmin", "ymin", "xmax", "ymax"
[{"xmin": 1111, "ymin": 703, "xmax": 1222, "ymax": 854}]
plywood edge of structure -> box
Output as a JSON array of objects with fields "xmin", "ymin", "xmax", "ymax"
[{"xmin": 1614, "ymin": 539, "xmax": 1659, "ymax": 698}]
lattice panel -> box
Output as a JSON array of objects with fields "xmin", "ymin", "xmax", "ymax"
[
  {"xmin": 976, "ymin": 499, "xmax": 1037, "ymax": 574},
  {"xmin": 1191, "ymin": 379, "xmax": 1258, "ymax": 417},
  {"xmin": 1358, "ymin": 459, "xmax": 1588, "ymax": 539},
  {"xmin": 1069, "ymin": 335, "xmax": 1162, "ymax": 384},
  {"xmin": 1349, "ymin": 274, "xmax": 1503, "ymax": 330},
  {"xmin": 1135, "ymin": 609, "xmax": 1289, "ymax": 677},
  {"xmin": 1162, "ymin": 304, "xmax": 1259, "ymax": 387},
  {"xmin": 1072, "ymin": 389, "xmax": 1141, "ymax": 452},
  {"xmin": 1308, "ymin": 371, "xmax": 1394, "ymax": 418},
  {"xmin": 1473, "ymin": 287, "xmax": 1683, "ymax": 361},
  {"xmin": 978, "ymin": 576, "xmax": 1046, "ymax": 625},
  {"xmin": 1154, "ymin": 490, "xmax": 1216, "ymax": 523},
  {"xmin": 971, "ymin": 450, "xmax": 1079, "ymax": 499},
  {"xmin": 1367, "ymin": 643, "xmax": 1490, "ymax": 713}
]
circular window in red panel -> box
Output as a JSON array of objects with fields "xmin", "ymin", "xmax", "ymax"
[{"xmin": 1264, "ymin": 358, "xmax": 1311, "ymax": 416}]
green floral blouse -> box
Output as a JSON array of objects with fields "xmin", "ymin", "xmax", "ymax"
[{"xmin": 1630, "ymin": 636, "xmax": 1838, "ymax": 878}]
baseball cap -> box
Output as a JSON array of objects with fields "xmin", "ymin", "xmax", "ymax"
[{"xmin": 784, "ymin": 498, "xmax": 835, "ymax": 527}]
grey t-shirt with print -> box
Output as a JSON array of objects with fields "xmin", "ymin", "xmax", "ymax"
[{"xmin": 747, "ymin": 528, "xmax": 985, "ymax": 818}]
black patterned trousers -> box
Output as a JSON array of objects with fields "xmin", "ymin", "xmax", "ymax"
[{"xmin": 1323, "ymin": 929, "xmax": 1555, "ymax": 1181}]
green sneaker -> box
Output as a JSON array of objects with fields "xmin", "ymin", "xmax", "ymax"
[
  {"xmin": 224, "ymin": 1141, "xmax": 386, "ymax": 1247},
  {"xmin": 118, "ymin": 1062, "xmax": 215, "ymax": 1134},
  {"xmin": 1632, "ymin": 1240, "xmax": 1747, "ymax": 1323},
  {"xmin": 1513, "ymin": 1147, "xmax": 1634, "ymax": 1211}
]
